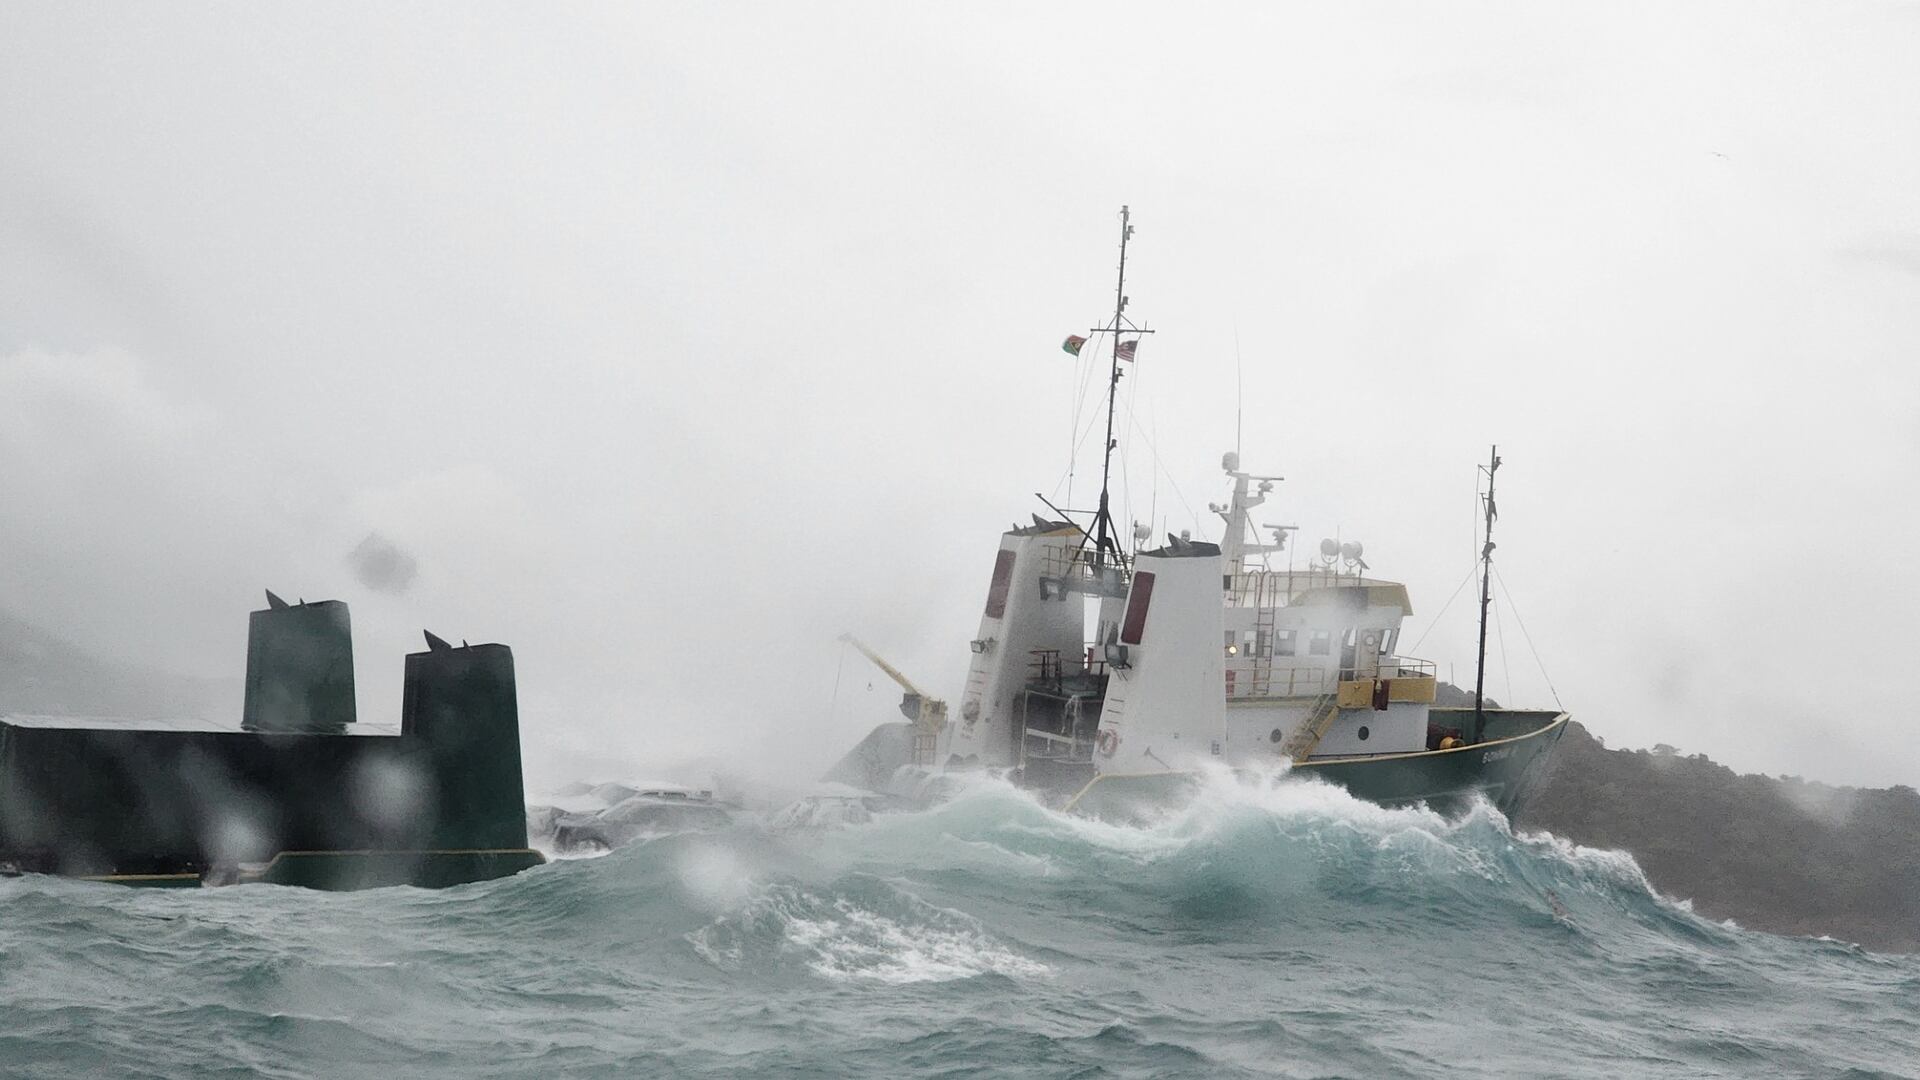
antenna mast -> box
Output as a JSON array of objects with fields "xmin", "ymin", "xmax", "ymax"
[
  {"xmin": 1089, "ymin": 206, "xmax": 1152, "ymax": 575},
  {"xmin": 1472, "ymin": 445, "xmax": 1501, "ymax": 743}
]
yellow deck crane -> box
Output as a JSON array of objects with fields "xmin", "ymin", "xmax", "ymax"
[{"xmin": 839, "ymin": 633, "xmax": 947, "ymax": 767}]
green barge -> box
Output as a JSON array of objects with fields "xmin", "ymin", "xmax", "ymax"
[{"xmin": 0, "ymin": 594, "xmax": 543, "ymax": 889}]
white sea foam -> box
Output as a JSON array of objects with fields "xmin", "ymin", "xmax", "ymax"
[
  {"xmin": 780, "ymin": 896, "xmax": 1050, "ymax": 984},
  {"xmin": 688, "ymin": 880, "xmax": 1049, "ymax": 985},
  {"xmin": 923, "ymin": 760, "xmax": 1460, "ymax": 859}
]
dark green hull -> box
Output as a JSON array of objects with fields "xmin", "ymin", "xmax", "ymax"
[
  {"xmin": 1295, "ymin": 709, "xmax": 1568, "ymax": 816},
  {"xmin": 70, "ymin": 849, "xmax": 547, "ymax": 890},
  {"xmin": 1, "ymin": 595, "xmax": 546, "ymax": 892},
  {"xmin": 1064, "ymin": 709, "xmax": 1569, "ymax": 820}
]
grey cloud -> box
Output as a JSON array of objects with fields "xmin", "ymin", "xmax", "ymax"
[
  {"xmin": 346, "ymin": 533, "xmax": 418, "ymax": 595},
  {"xmin": 2, "ymin": 3, "xmax": 1919, "ymax": 788}
]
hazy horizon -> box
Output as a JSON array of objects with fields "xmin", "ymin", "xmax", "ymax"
[{"xmin": 4, "ymin": 3, "xmax": 1918, "ymax": 788}]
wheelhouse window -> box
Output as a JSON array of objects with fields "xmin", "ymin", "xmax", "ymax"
[
  {"xmin": 1381, "ymin": 628, "xmax": 1400, "ymax": 656},
  {"xmin": 1309, "ymin": 629, "xmax": 1331, "ymax": 656},
  {"xmin": 1120, "ymin": 571, "xmax": 1155, "ymax": 644},
  {"xmin": 1274, "ymin": 629, "xmax": 1296, "ymax": 657},
  {"xmin": 984, "ymin": 549, "xmax": 1016, "ymax": 618}
]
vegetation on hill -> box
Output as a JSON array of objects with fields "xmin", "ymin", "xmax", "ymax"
[{"xmin": 1516, "ymin": 721, "xmax": 1920, "ymax": 952}]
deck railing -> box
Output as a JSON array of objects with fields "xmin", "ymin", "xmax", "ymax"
[
  {"xmin": 1034, "ymin": 546, "xmax": 1131, "ymax": 598},
  {"xmin": 1373, "ymin": 657, "xmax": 1436, "ymax": 680},
  {"xmin": 1026, "ymin": 644, "xmax": 1436, "ymax": 703},
  {"xmin": 1225, "ymin": 655, "xmax": 1437, "ymax": 700},
  {"xmin": 1226, "ymin": 567, "xmax": 1376, "ymax": 608},
  {"xmin": 1026, "ymin": 648, "xmax": 1110, "ymax": 694}
]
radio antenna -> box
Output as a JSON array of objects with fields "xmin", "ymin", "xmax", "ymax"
[
  {"xmin": 1473, "ymin": 445, "xmax": 1502, "ymax": 742},
  {"xmin": 1086, "ymin": 205, "xmax": 1154, "ymax": 576}
]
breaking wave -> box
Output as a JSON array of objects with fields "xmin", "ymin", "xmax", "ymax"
[
  {"xmin": 3, "ymin": 771, "xmax": 1917, "ymax": 1078},
  {"xmin": 688, "ymin": 877, "xmax": 1050, "ymax": 984}
]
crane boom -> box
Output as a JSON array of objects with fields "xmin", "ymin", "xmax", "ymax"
[
  {"xmin": 839, "ymin": 633, "xmax": 935, "ymax": 701},
  {"xmin": 838, "ymin": 633, "xmax": 947, "ymax": 768}
]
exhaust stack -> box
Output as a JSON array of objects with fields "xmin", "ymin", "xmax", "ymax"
[{"xmin": 242, "ymin": 591, "xmax": 355, "ymax": 733}]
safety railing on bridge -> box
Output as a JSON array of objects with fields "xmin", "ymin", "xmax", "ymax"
[
  {"xmin": 1034, "ymin": 546, "xmax": 1131, "ymax": 599},
  {"xmin": 1225, "ymin": 656, "xmax": 1436, "ymax": 700},
  {"xmin": 1226, "ymin": 567, "xmax": 1375, "ymax": 608}
]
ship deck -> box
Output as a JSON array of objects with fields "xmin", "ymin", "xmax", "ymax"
[{"xmin": 0, "ymin": 713, "xmax": 401, "ymax": 736}]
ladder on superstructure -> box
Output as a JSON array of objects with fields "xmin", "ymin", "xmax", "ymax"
[
  {"xmin": 1278, "ymin": 688, "xmax": 1341, "ymax": 763},
  {"xmin": 1250, "ymin": 601, "xmax": 1276, "ymax": 698},
  {"xmin": 913, "ymin": 724, "xmax": 941, "ymax": 765}
]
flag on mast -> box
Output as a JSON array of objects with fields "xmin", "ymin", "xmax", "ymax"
[
  {"xmin": 1116, "ymin": 339, "xmax": 1138, "ymax": 362},
  {"xmin": 1061, "ymin": 335, "xmax": 1087, "ymax": 356}
]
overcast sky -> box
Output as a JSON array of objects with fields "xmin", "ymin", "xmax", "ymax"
[{"xmin": 3, "ymin": 3, "xmax": 1918, "ymax": 787}]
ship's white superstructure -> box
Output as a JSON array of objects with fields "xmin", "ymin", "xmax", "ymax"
[
  {"xmin": 1094, "ymin": 540, "xmax": 1227, "ymax": 774},
  {"xmin": 943, "ymin": 521, "xmax": 1087, "ymax": 770},
  {"xmin": 860, "ymin": 207, "xmax": 1566, "ymax": 815},
  {"xmin": 923, "ymin": 453, "xmax": 1443, "ymax": 788}
]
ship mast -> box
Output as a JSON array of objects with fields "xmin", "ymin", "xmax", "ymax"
[
  {"xmin": 1472, "ymin": 445, "xmax": 1501, "ymax": 743},
  {"xmin": 1088, "ymin": 205, "xmax": 1152, "ymax": 575}
]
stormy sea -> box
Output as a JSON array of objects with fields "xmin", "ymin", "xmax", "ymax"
[{"xmin": 2, "ymin": 772, "xmax": 1915, "ymax": 1079}]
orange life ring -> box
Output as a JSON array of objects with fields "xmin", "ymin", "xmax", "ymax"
[{"xmin": 1096, "ymin": 729, "xmax": 1121, "ymax": 757}]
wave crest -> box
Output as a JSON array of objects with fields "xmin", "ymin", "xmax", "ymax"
[{"xmin": 688, "ymin": 874, "xmax": 1048, "ymax": 984}]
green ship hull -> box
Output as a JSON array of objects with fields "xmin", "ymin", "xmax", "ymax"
[{"xmin": 1062, "ymin": 709, "xmax": 1569, "ymax": 820}]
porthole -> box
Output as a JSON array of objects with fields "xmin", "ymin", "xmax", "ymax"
[
  {"xmin": 1269, "ymin": 728, "xmax": 1284, "ymax": 744},
  {"xmin": 1357, "ymin": 725, "xmax": 1371, "ymax": 741}
]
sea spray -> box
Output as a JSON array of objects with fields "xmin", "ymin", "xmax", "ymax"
[
  {"xmin": 1, "ymin": 769, "xmax": 1916, "ymax": 1079},
  {"xmin": 688, "ymin": 876, "xmax": 1049, "ymax": 984}
]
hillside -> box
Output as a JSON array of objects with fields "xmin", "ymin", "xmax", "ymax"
[
  {"xmin": 0, "ymin": 608, "xmax": 237, "ymax": 720},
  {"xmin": 1515, "ymin": 721, "xmax": 1920, "ymax": 952}
]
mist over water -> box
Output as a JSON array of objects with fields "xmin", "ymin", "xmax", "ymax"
[
  {"xmin": 6, "ymin": 4, "xmax": 1920, "ymax": 788},
  {"xmin": 3, "ymin": 772, "xmax": 1913, "ymax": 1079}
]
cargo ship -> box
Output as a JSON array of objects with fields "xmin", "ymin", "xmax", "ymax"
[
  {"xmin": 0, "ymin": 593, "xmax": 543, "ymax": 888},
  {"xmin": 849, "ymin": 207, "xmax": 1568, "ymax": 818}
]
